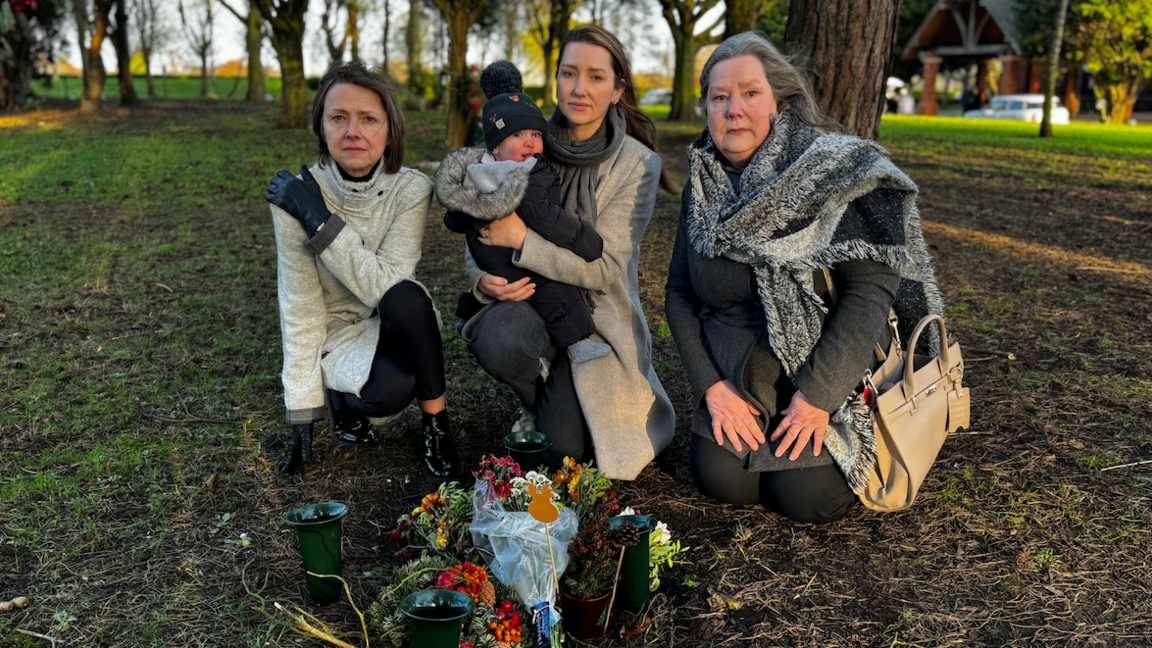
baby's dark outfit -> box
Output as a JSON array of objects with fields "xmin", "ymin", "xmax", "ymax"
[{"xmin": 438, "ymin": 150, "xmax": 604, "ymax": 350}]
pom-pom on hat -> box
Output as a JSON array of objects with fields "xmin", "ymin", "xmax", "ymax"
[{"xmin": 479, "ymin": 61, "xmax": 547, "ymax": 152}]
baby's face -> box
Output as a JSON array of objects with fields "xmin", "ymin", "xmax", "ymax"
[{"xmin": 492, "ymin": 130, "xmax": 544, "ymax": 162}]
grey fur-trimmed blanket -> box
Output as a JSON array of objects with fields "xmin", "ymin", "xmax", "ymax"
[{"xmin": 685, "ymin": 110, "xmax": 944, "ymax": 494}]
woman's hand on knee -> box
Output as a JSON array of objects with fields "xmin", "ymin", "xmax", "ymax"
[
  {"xmin": 772, "ymin": 390, "xmax": 830, "ymax": 460},
  {"xmin": 480, "ymin": 213, "xmax": 527, "ymax": 250},
  {"xmin": 703, "ymin": 379, "xmax": 764, "ymax": 453},
  {"xmin": 477, "ymin": 273, "xmax": 535, "ymax": 302}
]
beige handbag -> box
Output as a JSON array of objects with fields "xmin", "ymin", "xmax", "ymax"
[{"xmin": 859, "ymin": 314, "xmax": 970, "ymax": 512}]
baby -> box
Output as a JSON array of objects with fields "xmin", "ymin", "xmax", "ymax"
[{"xmin": 437, "ymin": 61, "xmax": 610, "ymax": 363}]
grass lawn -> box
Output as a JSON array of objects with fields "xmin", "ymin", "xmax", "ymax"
[
  {"xmin": 30, "ymin": 76, "xmax": 288, "ymax": 102},
  {"xmin": 1, "ymin": 102, "xmax": 1150, "ymax": 647}
]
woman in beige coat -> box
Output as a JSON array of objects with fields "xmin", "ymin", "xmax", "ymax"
[
  {"xmin": 461, "ymin": 26, "xmax": 675, "ymax": 480},
  {"xmin": 265, "ymin": 62, "xmax": 461, "ymax": 485}
]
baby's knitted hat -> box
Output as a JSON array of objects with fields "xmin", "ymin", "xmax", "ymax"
[{"xmin": 479, "ymin": 61, "xmax": 547, "ymax": 152}]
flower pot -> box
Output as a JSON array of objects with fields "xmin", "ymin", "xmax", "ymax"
[
  {"xmin": 285, "ymin": 502, "xmax": 349, "ymax": 604},
  {"xmin": 502, "ymin": 430, "xmax": 552, "ymax": 472},
  {"xmin": 609, "ymin": 514, "xmax": 656, "ymax": 612},
  {"xmin": 399, "ymin": 589, "xmax": 475, "ymax": 648},
  {"xmin": 559, "ymin": 586, "xmax": 612, "ymax": 642}
]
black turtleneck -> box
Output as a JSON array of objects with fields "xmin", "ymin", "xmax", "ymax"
[{"xmin": 337, "ymin": 159, "xmax": 381, "ymax": 184}]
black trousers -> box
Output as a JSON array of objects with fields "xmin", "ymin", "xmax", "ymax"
[
  {"xmin": 688, "ymin": 434, "xmax": 857, "ymax": 524},
  {"xmin": 334, "ymin": 281, "xmax": 446, "ymax": 419},
  {"xmin": 465, "ymin": 301, "xmax": 593, "ymax": 466}
]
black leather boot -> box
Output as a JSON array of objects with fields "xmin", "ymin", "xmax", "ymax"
[
  {"xmin": 279, "ymin": 423, "xmax": 313, "ymax": 473},
  {"xmin": 421, "ymin": 411, "xmax": 462, "ymax": 485},
  {"xmin": 327, "ymin": 389, "xmax": 377, "ymax": 449}
]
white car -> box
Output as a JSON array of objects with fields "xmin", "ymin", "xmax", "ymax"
[
  {"xmin": 639, "ymin": 88, "xmax": 673, "ymax": 106},
  {"xmin": 963, "ymin": 93, "xmax": 1070, "ymax": 125}
]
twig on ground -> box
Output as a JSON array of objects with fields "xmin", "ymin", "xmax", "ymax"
[
  {"xmin": 1077, "ymin": 266, "xmax": 1145, "ymax": 275},
  {"xmin": 967, "ymin": 349, "xmax": 1017, "ymax": 360},
  {"xmin": 16, "ymin": 629, "xmax": 62, "ymax": 646},
  {"xmin": 1099, "ymin": 459, "xmax": 1152, "ymax": 472},
  {"xmin": 308, "ymin": 571, "xmax": 370, "ymax": 648}
]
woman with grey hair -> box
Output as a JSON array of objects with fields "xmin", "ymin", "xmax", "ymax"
[{"xmin": 665, "ymin": 32, "xmax": 942, "ymax": 522}]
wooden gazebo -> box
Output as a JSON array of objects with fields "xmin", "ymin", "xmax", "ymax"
[{"xmin": 901, "ymin": 0, "xmax": 1023, "ymax": 115}]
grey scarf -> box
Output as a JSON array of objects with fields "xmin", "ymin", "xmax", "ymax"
[
  {"xmin": 544, "ymin": 104, "xmax": 628, "ymax": 228},
  {"xmin": 685, "ymin": 110, "xmax": 944, "ymax": 493}
]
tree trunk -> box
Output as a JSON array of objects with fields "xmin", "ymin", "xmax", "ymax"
[
  {"xmin": 382, "ymin": 0, "xmax": 390, "ymax": 69},
  {"xmin": 274, "ymin": 32, "xmax": 308, "ymax": 128},
  {"xmin": 245, "ymin": 6, "xmax": 266, "ymax": 102},
  {"xmin": 200, "ymin": 54, "xmax": 209, "ymax": 96},
  {"xmin": 443, "ymin": 10, "xmax": 471, "ymax": 149},
  {"xmin": 113, "ymin": 0, "xmax": 138, "ymax": 105},
  {"xmin": 78, "ymin": 0, "xmax": 112, "ymax": 112},
  {"xmin": 724, "ymin": 0, "xmax": 756, "ymax": 39},
  {"xmin": 348, "ymin": 3, "xmax": 360, "ymax": 61},
  {"xmin": 668, "ymin": 27, "xmax": 697, "ymax": 120},
  {"xmin": 143, "ymin": 56, "xmax": 156, "ymax": 97},
  {"xmin": 502, "ymin": 1, "xmax": 517, "ymax": 61},
  {"xmin": 1039, "ymin": 0, "xmax": 1070, "ymax": 138},
  {"xmin": 1108, "ymin": 82, "xmax": 1141, "ymax": 125},
  {"xmin": 784, "ymin": 0, "xmax": 899, "ymax": 140},
  {"xmin": 541, "ymin": 38, "xmax": 555, "ymax": 108},
  {"xmin": 405, "ymin": 2, "xmax": 422, "ymax": 95}
]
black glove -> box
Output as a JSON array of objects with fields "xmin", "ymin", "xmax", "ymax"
[
  {"xmin": 264, "ymin": 165, "xmax": 332, "ymax": 238},
  {"xmin": 278, "ymin": 423, "xmax": 313, "ymax": 473}
]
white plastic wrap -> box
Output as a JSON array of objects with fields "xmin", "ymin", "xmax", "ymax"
[{"xmin": 470, "ymin": 480, "xmax": 577, "ymax": 624}]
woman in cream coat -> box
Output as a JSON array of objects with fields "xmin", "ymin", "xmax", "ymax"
[{"xmin": 266, "ymin": 61, "xmax": 461, "ymax": 485}]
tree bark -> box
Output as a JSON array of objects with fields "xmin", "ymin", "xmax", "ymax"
[
  {"xmin": 245, "ymin": 6, "xmax": 266, "ymax": 101},
  {"xmin": 348, "ymin": 2, "xmax": 360, "ymax": 61},
  {"xmin": 76, "ymin": 0, "xmax": 113, "ymax": 111},
  {"xmin": 405, "ymin": 1, "xmax": 423, "ymax": 96},
  {"xmin": 382, "ymin": 0, "xmax": 390, "ymax": 69},
  {"xmin": 724, "ymin": 0, "xmax": 756, "ymax": 39},
  {"xmin": 112, "ymin": 0, "xmax": 138, "ymax": 105},
  {"xmin": 431, "ymin": 0, "xmax": 491, "ymax": 149},
  {"xmin": 659, "ymin": 0, "xmax": 723, "ymax": 121},
  {"xmin": 784, "ymin": 0, "xmax": 900, "ymax": 140},
  {"xmin": 253, "ymin": 0, "xmax": 309, "ymax": 129},
  {"xmin": 1040, "ymin": 0, "xmax": 1070, "ymax": 138}
]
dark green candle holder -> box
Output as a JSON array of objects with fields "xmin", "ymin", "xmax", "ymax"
[
  {"xmin": 609, "ymin": 514, "xmax": 656, "ymax": 612},
  {"xmin": 285, "ymin": 502, "xmax": 349, "ymax": 604},
  {"xmin": 399, "ymin": 589, "xmax": 475, "ymax": 648},
  {"xmin": 502, "ymin": 430, "xmax": 552, "ymax": 472}
]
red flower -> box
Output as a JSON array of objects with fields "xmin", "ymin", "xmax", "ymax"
[{"xmin": 471, "ymin": 101, "xmax": 481, "ymax": 108}]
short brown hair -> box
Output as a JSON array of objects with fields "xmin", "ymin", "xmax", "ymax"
[{"xmin": 312, "ymin": 61, "xmax": 406, "ymax": 174}]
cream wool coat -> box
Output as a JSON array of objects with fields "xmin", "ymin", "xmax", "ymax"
[
  {"xmin": 465, "ymin": 136, "xmax": 675, "ymax": 480},
  {"xmin": 273, "ymin": 162, "xmax": 435, "ymax": 424}
]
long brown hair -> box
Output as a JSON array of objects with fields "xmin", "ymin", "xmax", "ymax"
[
  {"xmin": 312, "ymin": 60, "xmax": 407, "ymax": 173},
  {"xmin": 556, "ymin": 25, "xmax": 676, "ymax": 193}
]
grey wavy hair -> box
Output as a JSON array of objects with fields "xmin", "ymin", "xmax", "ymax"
[{"xmin": 698, "ymin": 31, "xmax": 842, "ymax": 133}]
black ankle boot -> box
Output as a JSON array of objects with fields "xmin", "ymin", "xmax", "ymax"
[
  {"xmin": 279, "ymin": 423, "xmax": 313, "ymax": 473},
  {"xmin": 421, "ymin": 411, "xmax": 462, "ymax": 485},
  {"xmin": 327, "ymin": 389, "xmax": 377, "ymax": 449}
]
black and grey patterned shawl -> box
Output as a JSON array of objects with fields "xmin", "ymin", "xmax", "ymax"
[{"xmin": 685, "ymin": 110, "xmax": 945, "ymax": 493}]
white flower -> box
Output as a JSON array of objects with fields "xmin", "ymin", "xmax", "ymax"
[
  {"xmin": 618, "ymin": 507, "xmax": 636, "ymax": 517},
  {"xmin": 652, "ymin": 521, "xmax": 671, "ymax": 545}
]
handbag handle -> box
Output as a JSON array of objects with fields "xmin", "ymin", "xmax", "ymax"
[{"xmin": 903, "ymin": 314, "xmax": 951, "ymax": 396}]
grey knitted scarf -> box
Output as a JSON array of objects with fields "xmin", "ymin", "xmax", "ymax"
[
  {"xmin": 685, "ymin": 110, "xmax": 944, "ymax": 493},
  {"xmin": 544, "ymin": 104, "xmax": 628, "ymax": 227}
]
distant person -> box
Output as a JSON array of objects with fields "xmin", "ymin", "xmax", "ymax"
[
  {"xmin": 961, "ymin": 85, "xmax": 980, "ymax": 112},
  {"xmin": 897, "ymin": 89, "xmax": 916, "ymax": 115},
  {"xmin": 666, "ymin": 32, "xmax": 944, "ymax": 523},
  {"xmin": 263, "ymin": 61, "xmax": 462, "ymax": 485},
  {"xmin": 437, "ymin": 61, "xmax": 611, "ymax": 365}
]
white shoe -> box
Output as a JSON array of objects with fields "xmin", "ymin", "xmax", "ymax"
[{"xmin": 510, "ymin": 408, "xmax": 536, "ymax": 433}]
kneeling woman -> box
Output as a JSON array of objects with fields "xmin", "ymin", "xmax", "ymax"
[
  {"xmin": 265, "ymin": 61, "xmax": 461, "ymax": 485},
  {"xmin": 666, "ymin": 33, "xmax": 942, "ymax": 523}
]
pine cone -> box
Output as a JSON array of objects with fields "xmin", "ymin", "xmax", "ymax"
[
  {"xmin": 611, "ymin": 522, "xmax": 641, "ymax": 548},
  {"xmin": 478, "ymin": 580, "xmax": 496, "ymax": 608}
]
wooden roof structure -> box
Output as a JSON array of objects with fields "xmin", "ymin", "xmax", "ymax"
[{"xmin": 902, "ymin": 0, "xmax": 1022, "ymax": 61}]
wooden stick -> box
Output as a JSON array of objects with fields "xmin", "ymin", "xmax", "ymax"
[
  {"xmin": 602, "ymin": 546, "xmax": 627, "ymax": 633},
  {"xmin": 544, "ymin": 522, "xmax": 560, "ymax": 597},
  {"xmin": 307, "ymin": 572, "xmax": 370, "ymax": 648},
  {"xmin": 15, "ymin": 629, "xmax": 61, "ymax": 647},
  {"xmin": 1099, "ymin": 459, "xmax": 1152, "ymax": 472}
]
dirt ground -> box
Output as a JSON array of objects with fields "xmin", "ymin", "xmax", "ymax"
[{"xmin": 1, "ymin": 102, "xmax": 1150, "ymax": 647}]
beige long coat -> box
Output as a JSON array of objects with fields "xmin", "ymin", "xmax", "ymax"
[
  {"xmin": 273, "ymin": 162, "xmax": 434, "ymax": 425},
  {"xmin": 465, "ymin": 136, "xmax": 675, "ymax": 480}
]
